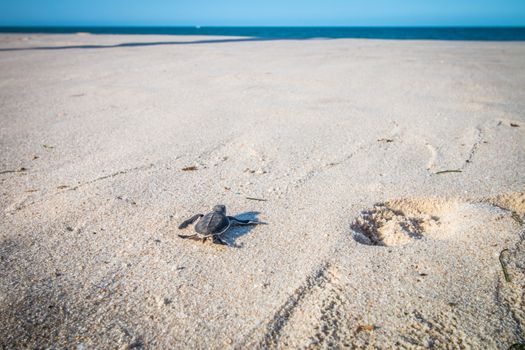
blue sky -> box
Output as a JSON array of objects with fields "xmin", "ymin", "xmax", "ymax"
[{"xmin": 1, "ymin": 0, "xmax": 525, "ymax": 26}]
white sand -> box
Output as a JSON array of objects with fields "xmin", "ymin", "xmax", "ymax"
[{"xmin": 0, "ymin": 34, "xmax": 524, "ymax": 348}]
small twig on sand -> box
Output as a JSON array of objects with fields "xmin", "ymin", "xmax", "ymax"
[
  {"xmin": 356, "ymin": 325, "xmax": 375, "ymax": 333},
  {"xmin": 499, "ymin": 249, "xmax": 511, "ymax": 282},
  {"xmin": 435, "ymin": 169, "xmax": 462, "ymax": 175},
  {"xmin": 245, "ymin": 197, "xmax": 268, "ymax": 202},
  {"xmin": 0, "ymin": 167, "xmax": 27, "ymax": 175}
]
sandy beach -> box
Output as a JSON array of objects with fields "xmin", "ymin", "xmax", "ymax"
[{"xmin": 0, "ymin": 34, "xmax": 524, "ymax": 349}]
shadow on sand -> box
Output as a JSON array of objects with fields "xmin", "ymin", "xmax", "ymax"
[
  {"xmin": 225, "ymin": 211, "xmax": 266, "ymax": 248},
  {"xmin": 0, "ymin": 37, "xmax": 275, "ymax": 52}
]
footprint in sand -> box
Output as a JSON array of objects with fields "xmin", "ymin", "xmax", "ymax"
[
  {"xmin": 351, "ymin": 198, "xmax": 453, "ymax": 246},
  {"xmin": 351, "ymin": 192, "xmax": 525, "ymax": 246}
]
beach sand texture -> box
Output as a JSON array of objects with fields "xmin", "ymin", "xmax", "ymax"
[{"xmin": 1, "ymin": 34, "xmax": 524, "ymax": 349}]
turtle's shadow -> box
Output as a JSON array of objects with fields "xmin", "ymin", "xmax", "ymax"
[{"xmin": 225, "ymin": 211, "xmax": 264, "ymax": 248}]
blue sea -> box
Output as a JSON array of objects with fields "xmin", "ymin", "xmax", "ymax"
[{"xmin": 0, "ymin": 26, "xmax": 525, "ymax": 41}]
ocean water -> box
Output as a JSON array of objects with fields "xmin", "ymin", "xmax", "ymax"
[{"xmin": 1, "ymin": 26, "xmax": 525, "ymax": 41}]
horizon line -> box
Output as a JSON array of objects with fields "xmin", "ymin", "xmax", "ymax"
[{"xmin": 1, "ymin": 25, "xmax": 525, "ymax": 28}]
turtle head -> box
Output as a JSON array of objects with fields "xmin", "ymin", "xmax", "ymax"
[{"xmin": 212, "ymin": 204, "xmax": 226, "ymax": 214}]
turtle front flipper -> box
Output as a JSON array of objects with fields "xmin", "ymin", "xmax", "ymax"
[
  {"xmin": 228, "ymin": 216, "xmax": 267, "ymax": 226},
  {"xmin": 178, "ymin": 234, "xmax": 200, "ymax": 240},
  {"xmin": 178, "ymin": 214, "xmax": 203, "ymax": 229}
]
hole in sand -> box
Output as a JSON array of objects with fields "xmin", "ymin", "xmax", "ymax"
[{"xmin": 351, "ymin": 198, "xmax": 457, "ymax": 246}]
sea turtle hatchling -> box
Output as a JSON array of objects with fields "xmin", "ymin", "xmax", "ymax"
[{"xmin": 177, "ymin": 204, "xmax": 265, "ymax": 246}]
